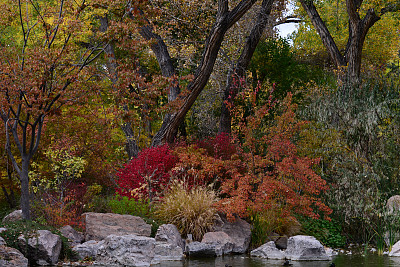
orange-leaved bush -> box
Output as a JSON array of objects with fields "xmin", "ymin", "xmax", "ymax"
[
  {"xmin": 172, "ymin": 133, "xmax": 237, "ymax": 187},
  {"xmin": 33, "ymin": 182, "xmax": 86, "ymax": 228},
  {"xmin": 218, "ymin": 80, "xmax": 332, "ymax": 221},
  {"xmin": 116, "ymin": 144, "xmax": 178, "ymax": 201}
]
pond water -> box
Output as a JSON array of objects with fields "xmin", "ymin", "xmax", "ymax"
[{"xmin": 150, "ymin": 254, "xmax": 400, "ymax": 267}]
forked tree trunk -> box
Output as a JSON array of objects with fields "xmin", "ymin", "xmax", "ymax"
[
  {"xmin": 2, "ymin": 111, "xmax": 44, "ymax": 220},
  {"xmin": 300, "ymin": 0, "xmax": 380, "ymax": 84},
  {"xmin": 104, "ymin": 1, "xmax": 264, "ymax": 148},
  {"xmin": 219, "ymin": 0, "xmax": 275, "ymax": 134},
  {"xmin": 152, "ymin": 0, "xmax": 259, "ymax": 145},
  {"xmin": 344, "ymin": 7, "xmax": 380, "ymax": 82}
]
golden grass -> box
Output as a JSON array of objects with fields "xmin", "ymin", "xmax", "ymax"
[{"xmin": 154, "ymin": 181, "xmax": 218, "ymax": 241}]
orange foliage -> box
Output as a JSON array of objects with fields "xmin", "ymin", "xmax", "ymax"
[
  {"xmin": 218, "ymin": 82, "xmax": 332, "ymax": 221},
  {"xmin": 172, "ymin": 80, "xmax": 332, "ymax": 222},
  {"xmin": 33, "ymin": 183, "xmax": 86, "ymax": 229}
]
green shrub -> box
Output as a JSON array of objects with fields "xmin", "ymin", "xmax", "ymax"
[
  {"xmin": 300, "ymin": 80, "xmax": 400, "ymax": 244},
  {"xmin": 109, "ymin": 194, "xmax": 150, "ymax": 218},
  {"xmin": 299, "ymin": 217, "xmax": 346, "ymax": 248},
  {"xmin": 84, "ymin": 195, "xmax": 112, "ymax": 213},
  {"xmin": 154, "ymin": 181, "xmax": 218, "ymax": 241}
]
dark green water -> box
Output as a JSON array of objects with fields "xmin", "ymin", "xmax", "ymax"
[{"xmin": 151, "ymin": 255, "xmax": 400, "ymax": 267}]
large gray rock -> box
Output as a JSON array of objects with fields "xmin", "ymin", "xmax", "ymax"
[
  {"xmin": 185, "ymin": 241, "xmax": 217, "ymax": 257},
  {"xmin": 285, "ymin": 235, "xmax": 330, "ymax": 261},
  {"xmin": 213, "ymin": 213, "xmax": 252, "ymax": 253},
  {"xmin": 59, "ymin": 225, "xmax": 84, "ymax": 246},
  {"xmin": 95, "ymin": 234, "xmax": 155, "ymax": 267},
  {"xmin": 389, "ymin": 240, "xmax": 400, "ymax": 256},
  {"xmin": 0, "ymin": 245, "xmax": 29, "ymax": 267},
  {"xmin": 0, "ymin": 236, "xmax": 6, "ymax": 246},
  {"xmin": 72, "ymin": 240, "xmax": 105, "ymax": 260},
  {"xmin": 18, "ymin": 230, "xmax": 62, "ymax": 265},
  {"xmin": 2, "ymin": 210, "xmax": 23, "ymax": 223},
  {"xmin": 387, "ymin": 195, "xmax": 400, "ymax": 214},
  {"xmin": 83, "ymin": 212, "xmax": 151, "ymax": 241},
  {"xmin": 151, "ymin": 241, "xmax": 184, "ymax": 264},
  {"xmin": 386, "ymin": 196, "xmax": 400, "ymax": 247},
  {"xmin": 155, "ymin": 224, "xmax": 184, "ymax": 249},
  {"xmin": 201, "ymin": 231, "xmax": 235, "ymax": 256},
  {"xmin": 250, "ymin": 241, "xmax": 285, "ymax": 259}
]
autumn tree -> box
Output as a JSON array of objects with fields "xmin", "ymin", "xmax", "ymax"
[
  {"xmin": 296, "ymin": 0, "xmax": 400, "ymax": 83},
  {"xmin": 0, "ymin": 0, "xmax": 103, "ymax": 219},
  {"xmin": 219, "ymin": 0, "xmax": 276, "ymax": 133},
  {"xmin": 94, "ymin": 0, "xmax": 280, "ymax": 153},
  {"xmin": 219, "ymin": 81, "xmax": 331, "ymax": 221}
]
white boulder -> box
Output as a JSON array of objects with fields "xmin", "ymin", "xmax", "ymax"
[
  {"xmin": 83, "ymin": 212, "xmax": 152, "ymax": 241},
  {"xmin": 18, "ymin": 230, "xmax": 62, "ymax": 265},
  {"xmin": 285, "ymin": 235, "xmax": 331, "ymax": 261},
  {"xmin": 250, "ymin": 241, "xmax": 285, "ymax": 259},
  {"xmin": 389, "ymin": 240, "xmax": 400, "ymax": 256},
  {"xmin": 95, "ymin": 234, "xmax": 155, "ymax": 267}
]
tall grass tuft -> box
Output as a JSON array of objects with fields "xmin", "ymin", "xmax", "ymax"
[{"xmin": 154, "ymin": 181, "xmax": 218, "ymax": 241}]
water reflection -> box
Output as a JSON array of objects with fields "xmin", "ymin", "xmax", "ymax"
[
  {"xmin": 152, "ymin": 255, "xmax": 334, "ymax": 267},
  {"xmin": 150, "ymin": 254, "xmax": 400, "ymax": 267}
]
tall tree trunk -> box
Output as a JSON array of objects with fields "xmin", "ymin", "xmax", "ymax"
[
  {"xmin": 344, "ymin": 6, "xmax": 380, "ymax": 82},
  {"xmin": 300, "ymin": 0, "xmax": 380, "ymax": 84},
  {"xmin": 135, "ymin": 15, "xmax": 182, "ymax": 147},
  {"xmin": 219, "ymin": 0, "xmax": 275, "ymax": 134},
  {"xmin": 100, "ymin": 16, "xmax": 140, "ymax": 158},
  {"xmin": 2, "ymin": 113, "xmax": 44, "ymax": 220},
  {"xmin": 19, "ymin": 158, "xmax": 30, "ymax": 220},
  {"xmin": 151, "ymin": 0, "xmax": 258, "ymax": 146}
]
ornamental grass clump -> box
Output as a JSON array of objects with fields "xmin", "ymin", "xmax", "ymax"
[{"xmin": 154, "ymin": 181, "xmax": 218, "ymax": 241}]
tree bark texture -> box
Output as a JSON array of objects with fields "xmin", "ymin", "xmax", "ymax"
[
  {"xmin": 219, "ymin": 0, "xmax": 275, "ymax": 134},
  {"xmin": 1, "ymin": 115, "xmax": 43, "ymax": 220},
  {"xmin": 99, "ymin": 15, "xmax": 141, "ymax": 158},
  {"xmin": 300, "ymin": 0, "xmax": 381, "ymax": 84},
  {"xmin": 19, "ymin": 158, "xmax": 31, "ymax": 220},
  {"xmin": 151, "ymin": 0, "xmax": 258, "ymax": 146}
]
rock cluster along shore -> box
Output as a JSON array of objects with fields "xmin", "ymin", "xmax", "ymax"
[
  {"xmin": 1, "ymin": 211, "xmax": 335, "ymax": 266},
  {"xmin": 250, "ymin": 235, "xmax": 331, "ymax": 260}
]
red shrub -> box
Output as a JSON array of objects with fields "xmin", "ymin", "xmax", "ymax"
[
  {"xmin": 116, "ymin": 144, "xmax": 178, "ymax": 200},
  {"xmin": 197, "ymin": 132, "xmax": 237, "ymax": 160}
]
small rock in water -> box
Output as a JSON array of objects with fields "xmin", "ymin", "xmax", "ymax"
[{"xmin": 283, "ymin": 260, "xmax": 293, "ymax": 266}]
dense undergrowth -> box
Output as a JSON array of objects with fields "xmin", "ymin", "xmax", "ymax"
[{"xmin": 1, "ymin": 36, "xmax": 399, "ymax": 254}]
